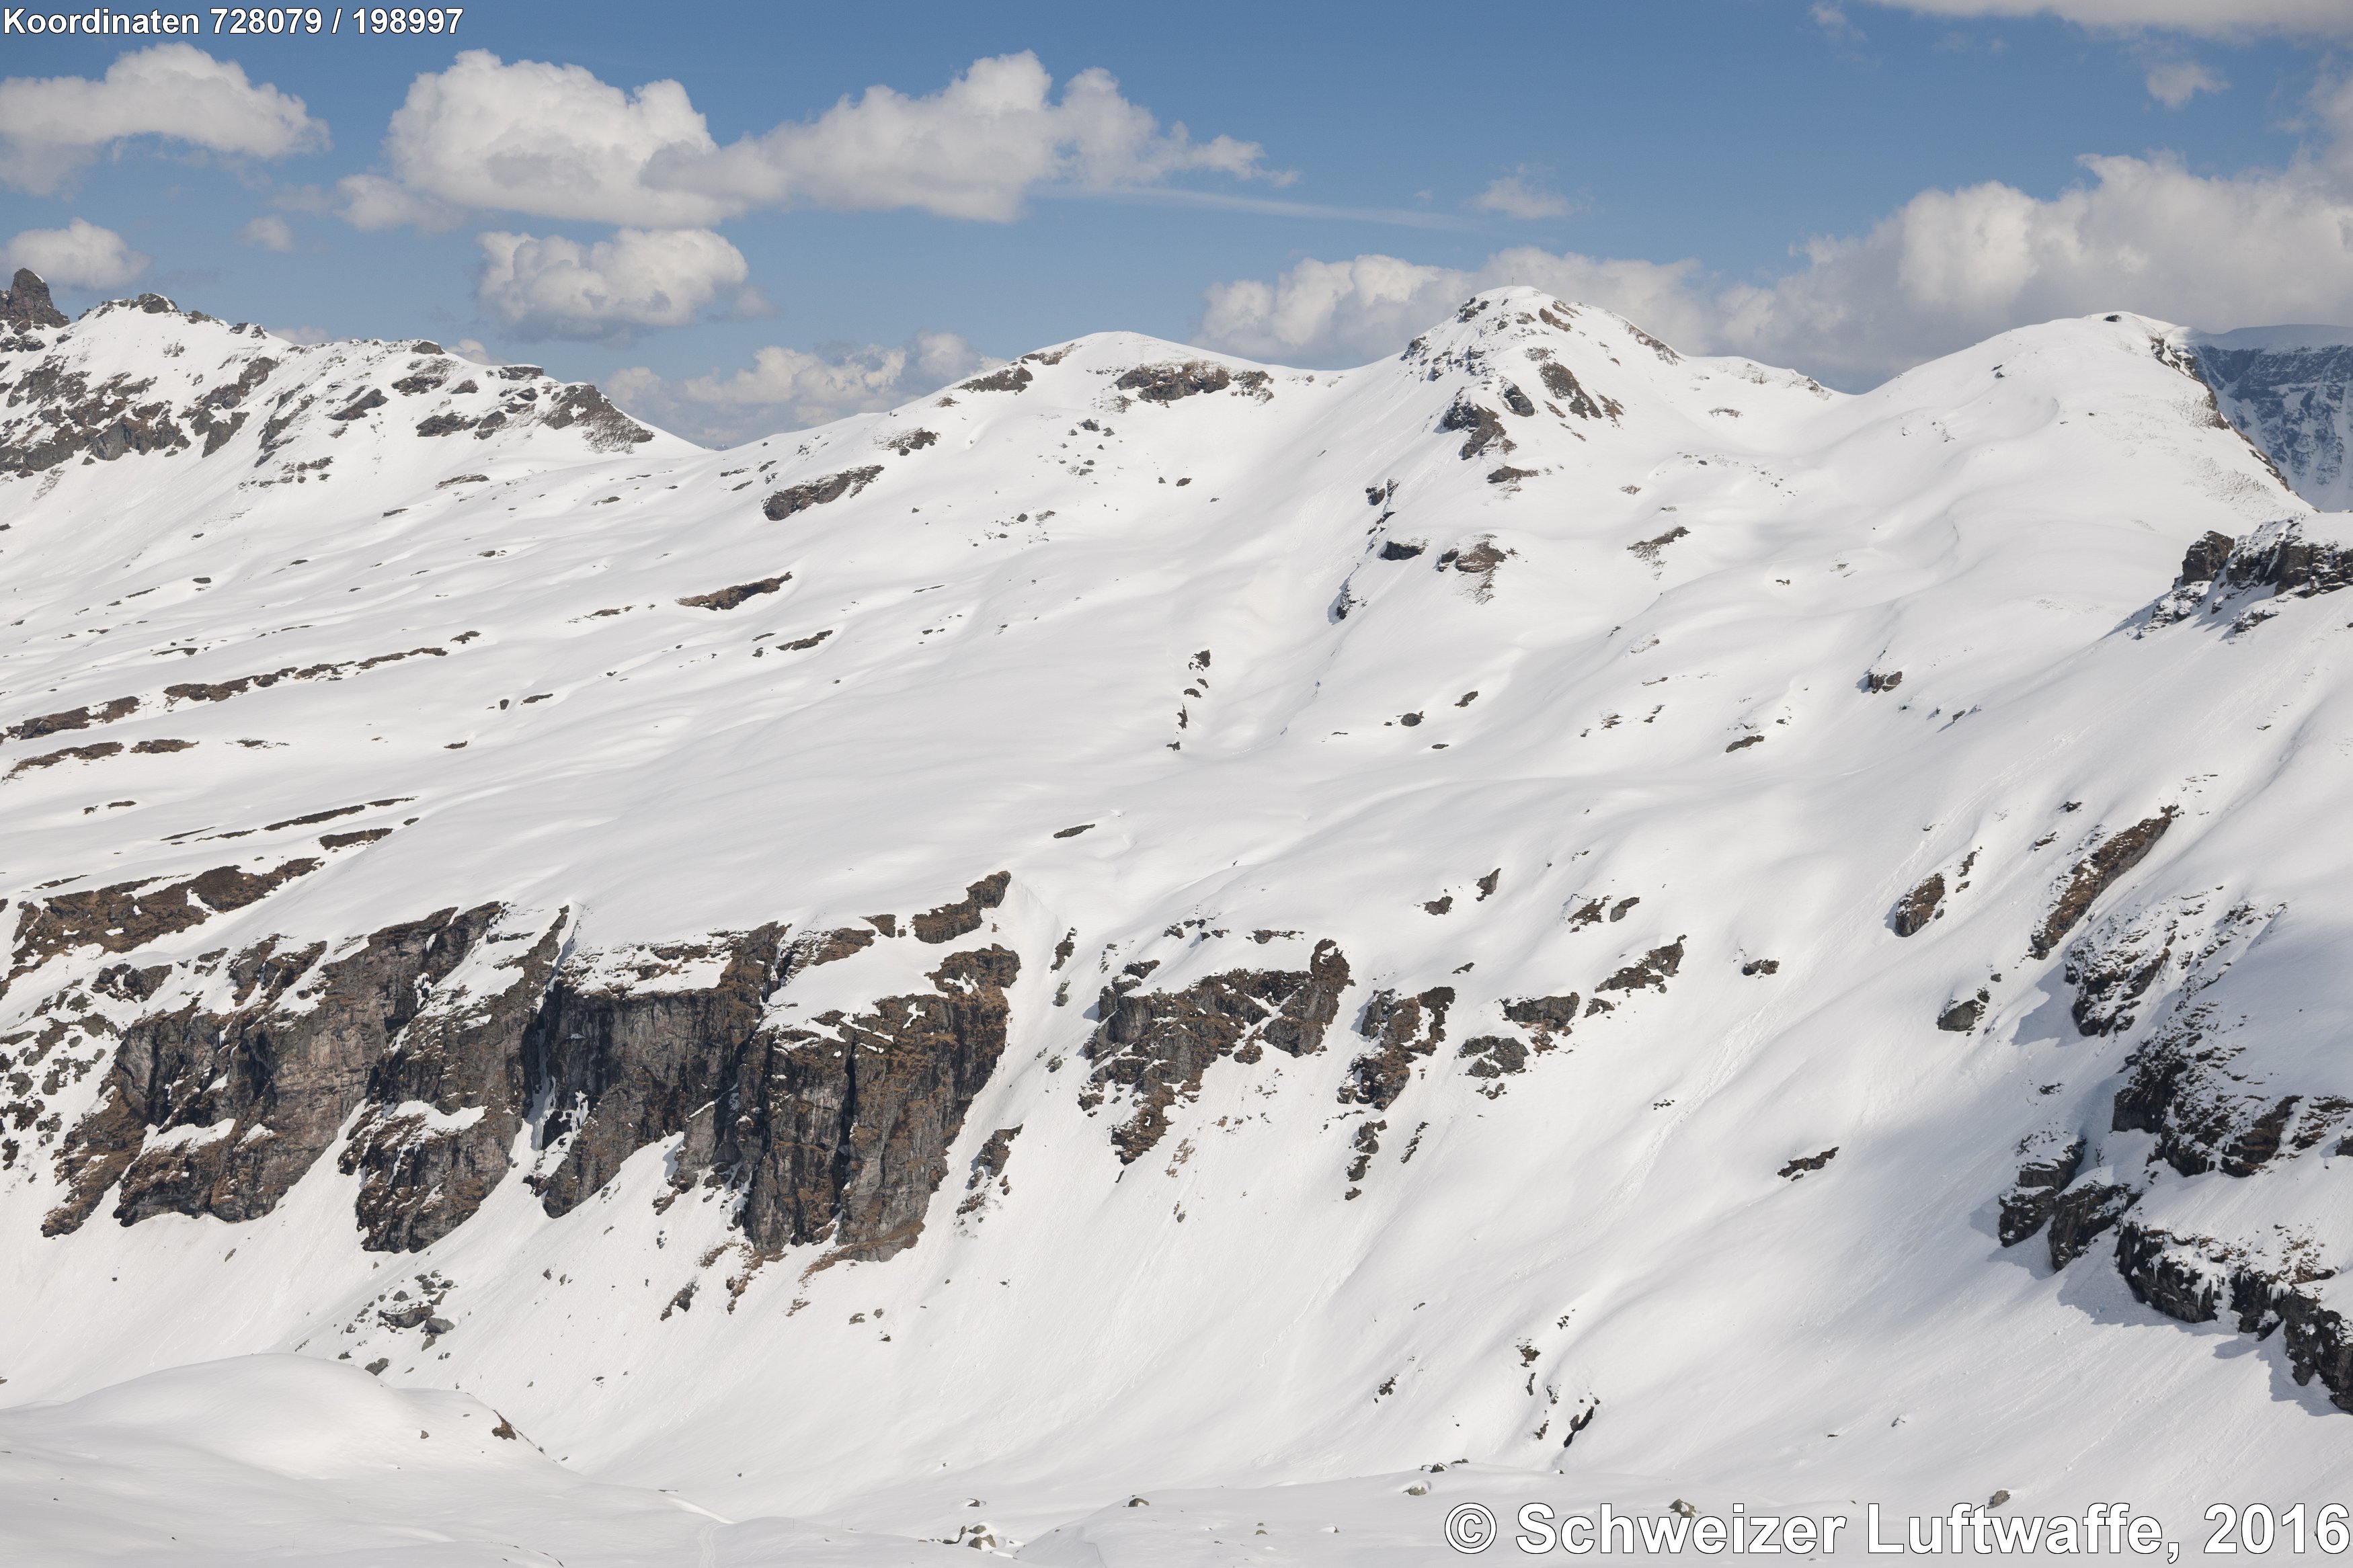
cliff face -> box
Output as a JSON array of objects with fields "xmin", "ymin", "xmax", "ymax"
[
  {"xmin": 5, "ymin": 287, "xmax": 2353, "ymax": 1528},
  {"xmin": 2193, "ymin": 326, "xmax": 2353, "ymax": 510}
]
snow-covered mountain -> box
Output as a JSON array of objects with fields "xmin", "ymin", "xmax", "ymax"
[
  {"xmin": 2192, "ymin": 324, "xmax": 2353, "ymax": 511},
  {"xmin": 3, "ymin": 275, "xmax": 2351, "ymax": 1561}
]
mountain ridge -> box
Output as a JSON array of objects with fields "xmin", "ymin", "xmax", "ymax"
[{"xmin": 3, "ymin": 280, "xmax": 2351, "ymax": 1553}]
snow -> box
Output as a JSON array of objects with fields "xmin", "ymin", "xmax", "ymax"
[{"xmin": 1, "ymin": 286, "xmax": 2348, "ymax": 1560}]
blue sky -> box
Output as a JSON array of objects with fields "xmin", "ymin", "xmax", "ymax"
[{"xmin": 5, "ymin": 0, "xmax": 2352, "ymax": 443}]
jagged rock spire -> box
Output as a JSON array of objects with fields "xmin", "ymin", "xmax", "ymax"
[{"xmin": 1, "ymin": 268, "xmax": 69, "ymax": 331}]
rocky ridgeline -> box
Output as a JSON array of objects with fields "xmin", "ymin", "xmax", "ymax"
[{"xmin": 0, "ymin": 280, "xmax": 655, "ymax": 481}]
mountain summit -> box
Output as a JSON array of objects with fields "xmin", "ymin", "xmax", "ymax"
[{"xmin": 1, "ymin": 286, "xmax": 2349, "ymax": 1552}]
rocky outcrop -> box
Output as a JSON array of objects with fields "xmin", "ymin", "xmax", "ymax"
[
  {"xmin": 912, "ymin": 872, "xmax": 1010, "ymax": 944},
  {"xmin": 1995, "ymin": 1132, "xmax": 2085, "ymax": 1247},
  {"xmin": 958, "ymin": 366, "xmax": 1032, "ymax": 395},
  {"xmin": 1594, "ymin": 940, "xmax": 1685, "ymax": 996},
  {"xmin": 1528, "ymin": 356, "xmax": 1619, "ymax": 421},
  {"xmin": 957, "ymin": 1124, "xmax": 1021, "ymax": 1218},
  {"xmin": 1437, "ymin": 395, "xmax": 1510, "ymax": 460},
  {"xmin": 1, "ymin": 268, "xmax": 67, "ymax": 331},
  {"xmin": 0, "ymin": 357, "xmax": 191, "ymax": 475},
  {"xmin": 2028, "ymin": 811, "xmax": 2173, "ymax": 958},
  {"xmin": 2147, "ymin": 520, "xmax": 2353, "ymax": 629},
  {"xmin": 541, "ymin": 384, "xmax": 657, "ymax": 450},
  {"xmin": 2044, "ymin": 1181, "xmax": 2137, "ymax": 1269},
  {"xmin": 2105, "ymin": 1219, "xmax": 2353, "ymax": 1411},
  {"xmin": 1115, "ymin": 362, "xmax": 1271, "ymax": 404},
  {"xmin": 3, "ymin": 694, "xmax": 141, "ymax": 745},
  {"xmin": 1080, "ymin": 941, "xmax": 1352, "ymax": 1161},
  {"xmin": 1339, "ymin": 987, "xmax": 1453, "ymax": 1110},
  {"xmin": 1890, "ymin": 874, "xmax": 1944, "ymax": 937},
  {"xmin": 1936, "ymin": 991, "xmax": 1987, "ymax": 1032},
  {"xmin": 678, "ymin": 573, "xmax": 790, "ymax": 611},
  {"xmin": 763, "ymin": 466, "xmax": 883, "ymax": 520},
  {"xmin": 8, "ymin": 860, "xmax": 319, "ymax": 989},
  {"xmin": 1458, "ymin": 1034, "xmax": 1528, "ymax": 1079},
  {"xmin": 1503, "ymin": 994, "xmax": 1578, "ymax": 1048}
]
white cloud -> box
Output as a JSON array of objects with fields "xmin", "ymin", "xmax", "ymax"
[
  {"xmin": 1811, "ymin": 3, "xmax": 1865, "ymax": 38},
  {"xmin": 1861, "ymin": 1, "xmax": 2353, "ymax": 38},
  {"xmin": 237, "ymin": 214, "xmax": 296, "ymax": 252},
  {"xmin": 2144, "ymin": 60, "xmax": 2227, "ymax": 108},
  {"xmin": 607, "ymin": 331, "xmax": 994, "ymax": 446},
  {"xmin": 1472, "ymin": 175, "xmax": 1571, "ymax": 220},
  {"xmin": 1197, "ymin": 79, "xmax": 2353, "ymax": 386},
  {"xmin": 0, "ymin": 44, "xmax": 326, "ymax": 195},
  {"xmin": 344, "ymin": 49, "xmax": 1277, "ymax": 229},
  {"xmin": 473, "ymin": 227, "xmax": 765, "ymax": 341},
  {"xmin": 3, "ymin": 218, "xmax": 149, "ymax": 292},
  {"xmin": 352, "ymin": 51, "xmax": 725, "ymax": 229},
  {"xmin": 670, "ymin": 52, "xmax": 1277, "ymax": 222}
]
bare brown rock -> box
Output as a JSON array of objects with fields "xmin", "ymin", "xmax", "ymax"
[
  {"xmin": 9, "ymin": 860, "xmax": 319, "ymax": 987},
  {"xmin": 2046, "ymin": 1181, "xmax": 2137, "ymax": 1269},
  {"xmin": 959, "ymin": 366, "xmax": 1033, "ymax": 394},
  {"xmin": 1595, "ymin": 940, "xmax": 1685, "ymax": 996},
  {"xmin": 1996, "ymin": 1134, "xmax": 2086, "ymax": 1246},
  {"xmin": 678, "ymin": 573, "xmax": 789, "ymax": 611},
  {"xmin": 1083, "ymin": 940, "xmax": 1352, "ymax": 1161},
  {"xmin": 7, "ymin": 741, "xmax": 123, "ymax": 776},
  {"xmin": 1438, "ymin": 395, "xmax": 1510, "ymax": 460},
  {"xmin": 1891, "ymin": 874, "xmax": 1946, "ymax": 937},
  {"xmin": 1340, "ymin": 987, "xmax": 1453, "ymax": 1110},
  {"xmin": 5, "ymin": 696, "xmax": 139, "ymax": 744},
  {"xmin": 763, "ymin": 466, "xmax": 883, "ymax": 520},
  {"xmin": 2030, "ymin": 811, "xmax": 2175, "ymax": 958},
  {"xmin": 912, "ymin": 872, "xmax": 1010, "ymax": 944}
]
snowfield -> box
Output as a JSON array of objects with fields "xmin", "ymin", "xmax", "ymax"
[{"xmin": 3, "ymin": 273, "xmax": 2353, "ymax": 1561}]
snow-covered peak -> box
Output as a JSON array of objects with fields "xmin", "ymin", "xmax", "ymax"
[{"xmin": 1, "ymin": 286, "xmax": 2349, "ymax": 1554}]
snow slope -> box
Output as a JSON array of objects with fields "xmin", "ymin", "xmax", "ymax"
[{"xmin": 3, "ymin": 284, "xmax": 2351, "ymax": 1559}]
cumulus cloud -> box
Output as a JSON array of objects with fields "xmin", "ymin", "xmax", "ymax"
[
  {"xmin": 348, "ymin": 52, "xmax": 724, "ymax": 230},
  {"xmin": 2144, "ymin": 60, "xmax": 2227, "ymax": 108},
  {"xmin": 1472, "ymin": 175, "xmax": 1571, "ymax": 220},
  {"xmin": 670, "ymin": 52, "xmax": 1277, "ymax": 221},
  {"xmin": 608, "ymin": 331, "xmax": 994, "ymax": 446},
  {"xmin": 237, "ymin": 214, "xmax": 296, "ymax": 252},
  {"xmin": 0, "ymin": 44, "xmax": 325, "ymax": 194},
  {"xmin": 473, "ymin": 227, "xmax": 766, "ymax": 341},
  {"xmin": 3, "ymin": 218, "xmax": 149, "ymax": 292},
  {"xmin": 343, "ymin": 49, "xmax": 1276, "ymax": 229},
  {"xmin": 1198, "ymin": 80, "xmax": 2353, "ymax": 385},
  {"xmin": 1860, "ymin": 1, "xmax": 2353, "ymax": 38}
]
